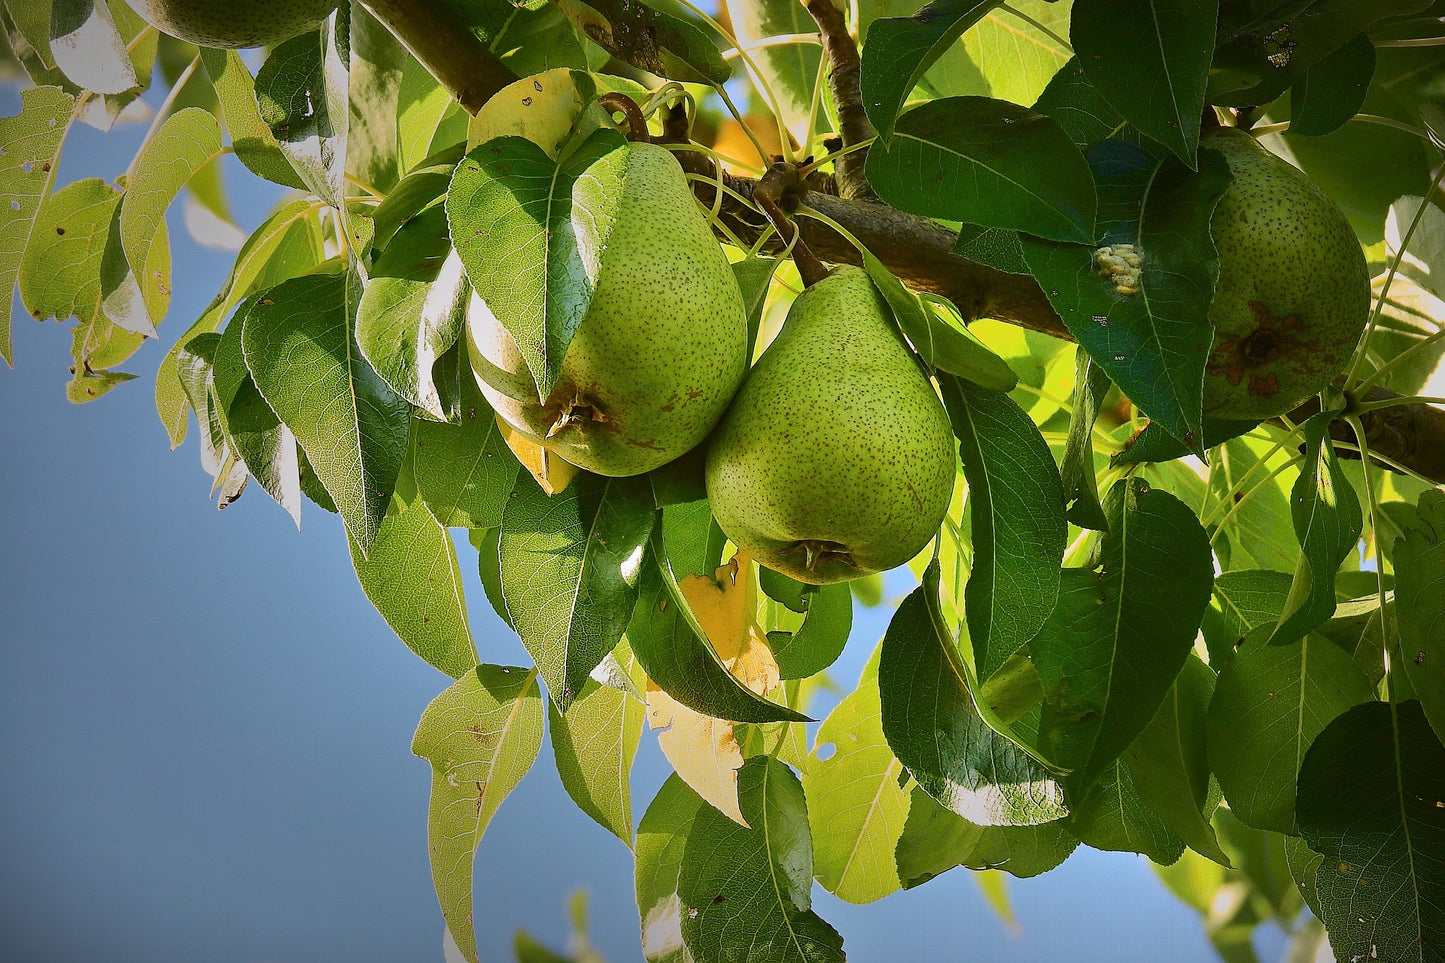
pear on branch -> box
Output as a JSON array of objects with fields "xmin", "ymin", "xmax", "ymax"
[{"xmin": 706, "ymin": 265, "xmax": 956, "ymax": 584}]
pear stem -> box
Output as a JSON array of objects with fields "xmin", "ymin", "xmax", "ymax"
[
  {"xmin": 754, "ymin": 163, "xmax": 830, "ymax": 287},
  {"xmin": 598, "ymin": 93, "xmax": 653, "ymax": 144}
]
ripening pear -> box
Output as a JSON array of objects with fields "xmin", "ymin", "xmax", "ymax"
[
  {"xmin": 466, "ymin": 141, "xmax": 748, "ymax": 477},
  {"xmin": 132, "ymin": 0, "xmax": 337, "ymax": 48},
  {"xmin": 705, "ymin": 266, "xmax": 956, "ymax": 584},
  {"xmin": 1202, "ymin": 127, "xmax": 1370, "ymax": 419}
]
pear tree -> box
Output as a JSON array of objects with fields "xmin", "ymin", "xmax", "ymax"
[{"xmin": 3, "ymin": 1, "xmax": 1445, "ymax": 961}]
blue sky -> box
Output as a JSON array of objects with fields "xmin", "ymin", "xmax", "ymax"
[{"xmin": 0, "ymin": 81, "xmax": 1273, "ymax": 962}]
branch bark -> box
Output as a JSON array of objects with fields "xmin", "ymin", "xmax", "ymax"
[
  {"xmin": 802, "ymin": 0, "xmax": 876, "ymax": 200},
  {"xmin": 356, "ymin": 0, "xmax": 517, "ymax": 114},
  {"xmin": 361, "ymin": 0, "xmax": 1445, "ymax": 486}
]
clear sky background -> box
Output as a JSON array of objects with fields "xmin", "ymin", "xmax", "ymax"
[{"xmin": 0, "ymin": 79, "xmax": 1288, "ymax": 962}]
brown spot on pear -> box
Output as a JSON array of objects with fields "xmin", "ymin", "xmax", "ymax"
[
  {"xmin": 133, "ymin": 0, "xmax": 338, "ymax": 48},
  {"xmin": 705, "ymin": 266, "xmax": 956, "ymax": 583},
  {"xmin": 1202, "ymin": 127, "xmax": 1369, "ymax": 420},
  {"xmin": 466, "ymin": 142, "xmax": 748, "ymax": 477}
]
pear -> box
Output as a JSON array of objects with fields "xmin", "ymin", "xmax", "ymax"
[
  {"xmin": 1202, "ymin": 127, "xmax": 1370, "ymax": 420},
  {"xmin": 467, "ymin": 141, "xmax": 748, "ymax": 477},
  {"xmin": 705, "ymin": 266, "xmax": 956, "ymax": 584},
  {"xmin": 133, "ymin": 0, "xmax": 337, "ymax": 48}
]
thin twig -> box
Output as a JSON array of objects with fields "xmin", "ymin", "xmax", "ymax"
[{"xmin": 802, "ymin": 0, "xmax": 877, "ymax": 200}]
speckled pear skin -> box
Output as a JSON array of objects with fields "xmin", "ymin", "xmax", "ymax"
[
  {"xmin": 134, "ymin": 0, "xmax": 337, "ymax": 48},
  {"xmin": 467, "ymin": 141, "xmax": 748, "ymax": 477},
  {"xmin": 705, "ymin": 266, "xmax": 956, "ymax": 584},
  {"xmin": 1202, "ymin": 127, "xmax": 1369, "ymax": 419}
]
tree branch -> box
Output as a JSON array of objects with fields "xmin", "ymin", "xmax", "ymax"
[
  {"xmin": 802, "ymin": 0, "xmax": 876, "ymax": 200},
  {"xmin": 362, "ymin": 0, "xmax": 1445, "ymax": 487},
  {"xmin": 357, "ymin": 0, "xmax": 517, "ymax": 114}
]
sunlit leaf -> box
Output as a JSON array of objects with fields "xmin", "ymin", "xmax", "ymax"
[
  {"xmin": 551, "ymin": 669, "xmax": 644, "ymax": 846},
  {"xmin": 412, "ymin": 665, "xmax": 544, "ymax": 963},
  {"xmin": 635, "ymin": 774, "xmax": 704, "ymax": 963},
  {"xmin": 895, "ymin": 785, "xmax": 1077, "ymax": 886}
]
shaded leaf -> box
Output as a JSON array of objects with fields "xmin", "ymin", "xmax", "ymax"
[
  {"xmin": 1290, "ymin": 33, "xmax": 1374, "ymax": 137},
  {"xmin": 635, "ymin": 775, "xmax": 703, "ymax": 963},
  {"xmin": 1270, "ymin": 411, "xmax": 1362, "ymax": 645},
  {"xmin": 254, "ymin": 26, "xmax": 347, "ymax": 205},
  {"xmin": 1020, "ymin": 142, "xmax": 1231, "ymax": 448},
  {"xmin": 1200, "ymin": 568, "xmax": 1292, "ymax": 667},
  {"xmin": 678, "ymin": 756, "xmax": 845, "ymax": 963},
  {"xmin": 1070, "ymin": 0, "xmax": 1217, "ymax": 163},
  {"xmin": 1391, "ymin": 489, "xmax": 1445, "ymax": 745},
  {"xmin": 240, "ymin": 272, "xmax": 411, "ymax": 551},
  {"xmin": 867, "ymin": 96, "xmax": 1096, "ymax": 243},
  {"xmin": 1070, "ymin": 757, "xmax": 1185, "ymax": 864},
  {"xmin": 199, "ymin": 48, "xmax": 306, "ymax": 190},
  {"xmin": 1059, "ymin": 347, "xmax": 1111, "ymax": 530},
  {"xmin": 1296, "ymin": 700, "xmax": 1445, "ymax": 963},
  {"xmin": 349, "ymin": 487, "xmax": 479, "ymax": 680},
  {"xmin": 499, "ymin": 471, "xmax": 655, "ymax": 712},
  {"xmin": 412, "ymin": 665, "xmax": 543, "ymax": 963},
  {"xmin": 879, "ymin": 563, "xmax": 1067, "ymax": 827},
  {"xmin": 1031, "ymin": 479, "xmax": 1214, "ymax": 793},
  {"xmin": 551, "ymin": 671, "xmax": 644, "ymax": 846},
  {"xmin": 767, "ymin": 582, "xmax": 852, "ymax": 681},
  {"xmin": 942, "ymin": 375, "xmax": 1066, "ymax": 679},
  {"xmin": 413, "ymin": 374, "xmax": 516, "ymax": 529},
  {"xmin": 551, "ymin": 0, "xmax": 729, "ymax": 84},
  {"xmin": 859, "ymin": 0, "xmax": 1005, "ymax": 138},
  {"xmin": 895, "ymin": 785, "xmax": 1077, "ymax": 886}
]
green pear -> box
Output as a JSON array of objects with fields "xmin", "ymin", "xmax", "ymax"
[
  {"xmin": 705, "ymin": 266, "xmax": 956, "ymax": 583},
  {"xmin": 1202, "ymin": 127, "xmax": 1370, "ymax": 419},
  {"xmin": 467, "ymin": 141, "xmax": 748, "ymax": 478},
  {"xmin": 133, "ymin": 0, "xmax": 337, "ymax": 48}
]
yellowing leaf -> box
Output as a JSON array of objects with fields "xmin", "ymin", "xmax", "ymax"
[
  {"xmin": 497, "ymin": 415, "xmax": 579, "ymax": 495},
  {"xmin": 648, "ymin": 681, "xmax": 747, "ymax": 827}
]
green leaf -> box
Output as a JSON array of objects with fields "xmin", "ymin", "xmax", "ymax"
[
  {"xmin": 119, "ymin": 106, "xmax": 225, "ymax": 333},
  {"xmin": 1270, "ymin": 411, "xmax": 1363, "ymax": 645},
  {"xmin": 446, "ymin": 130, "xmax": 626, "ymax": 398},
  {"xmin": 1021, "ymin": 141, "xmax": 1231, "ymax": 448},
  {"xmin": 1206, "ymin": 435, "xmax": 1299, "ymax": 574},
  {"xmin": 1394, "ymin": 490, "xmax": 1445, "ymax": 744},
  {"xmin": 861, "ymin": 251, "xmax": 1017, "ymax": 390},
  {"xmin": 550, "ymin": 0, "xmax": 730, "ymax": 84},
  {"xmin": 1059, "ymin": 347, "xmax": 1111, "ymax": 530},
  {"xmin": 254, "ymin": 27, "xmax": 347, "ymax": 205},
  {"xmin": 1208, "ymin": 629, "xmax": 1374, "ymax": 835},
  {"xmin": 1033, "ymin": 56, "xmax": 1125, "ymax": 149},
  {"xmin": 0, "ymin": 84, "xmax": 73, "ymax": 366},
  {"xmin": 867, "ymin": 96, "xmax": 1096, "ymax": 243},
  {"xmin": 724, "ymin": 0, "xmax": 819, "ymax": 135},
  {"xmin": 1200, "ymin": 568, "xmax": 1292, "ymax": 666},
  {"xmin": 412, "ymin": 665, "xmax": 544, "ymax": 963},
  {"xmin": 1296, "ymin": 700, "xmax": 1445, "ymax": 963},
  {"xmin": 942, "ymin": 376, "xmax": 1066, "ymax": 679},
  {"xmin": 240, "ymin": 272, "xmax": 411, "ymax": 551},
  {"xmin": 18, "ymin": 177, "xmax": 117, "ymax": 326},
  {"xmin": 199, "ymin": 48, "xmax": 306, "ymax": 190},
  {"xmin": 1107, "ymin": 416, "xmax": 1257, "ymax": 469},
  {"xmin": 767, "ymin": 581, "xmax": 852, "ymax": 681},
  {"xmin": 859, "ymin": 0, "xmax": 1006, "ymax": 138},
  {"xmin": 349, "ymin": 486, "xmax": 479, "ymax": 679},
  {"xmin": 176, "ymin": 332, "xmax": 226, "ymax": 479},
  {"xmin": 731, "ymin": 256, "xmax": 779, "ymax": 362},
  {"xmin": 356, "ymin": 204, "xmax": 467, "ymax": 419},
  {"xmin": 678, "ymin": 756, "xmax": 845, "ymax": 963},
  {"xmin": 1123, "ymin": 655, "xmax": 1229, "ymax": 865},
  {"xmin": 99, "ymin": 188, "xmax": 167, "ymax": 338},
  {"xmin": 212, "ymin": 306, "xmax": 302, "ymax": 524},
  {"xmin": 802, "ymin": 648, "xmax": 910, "ymax": 904},
  {"xmin": 1070, "ymin": 0, "xmax": 1217, "ymax": 164},
  {"xmin": 636, "ymin": 774, "xmax": 704, "ymax": 963},
  {"xmin": 879, "ymin": 565, "xmax": 1068, "ymax": 827},
  {"xmin": 1031, "ymin": 478, "xmax": 1214, "ymax": 793},
  {"xmin": 499, "ymin": 471, "xmax": 655, "ymax": 712},
  {"xmin": 461, "ymin": 0, "xmax": 593, "ymax": 77},
  {"xmin": 1069, "ymin": 757, "xmax": 1185, "ymax": 864},
  {"xmin": 1289, "ymin": 33, "xmax": 1375, "ymax": 137},
  {"xmin": 413, "ymin": 375, "xmax": 516, "ymax": 529},
  {"xmin": 4, "ymin": 0, "xmax": 55, "ymax": 70},
  {"xmin": 894, "ymin": 785, "xmax": 1077, "ymax": 886},
  {"xmin": 49, "ymin": 0, "xmax": 137, "ymax": 94},
  {"xmin": 550, "ymin": 671, "xmax": 644, "ymax": 846},
  {"xmin": 155, "ymin": 199, "xmax": 322, "ymax": 447},
  {"xmin": 630, "ymin": 525, "xmax": 808, "ymax": 724}
]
